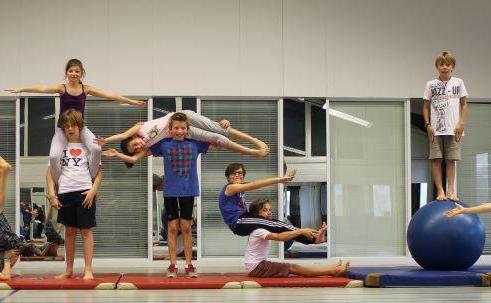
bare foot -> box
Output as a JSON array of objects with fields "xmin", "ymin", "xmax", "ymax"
[
  {"xmin": 8, "ymin": 255, "xmax": 19, "ymax": 267},
  {"xmin": 253, "ymin": 146, "xmax": 270, "ymax": 157},
  {"xmin": 321, "ymin": 260, "xmax": 349, "ymax": 277},
  {"xmin": 447, "ymin": 193, "xmax": 460, "ymax": 201},
  {"xmin": 55, "ymin": 271, "xmax": 73, "ymax": 279},
  {"xmin": 0, "ymin": 156, "xmax": 12, "ymax": 172},
  {"xmin": 0, "ymin": 272, "xmax": 11, "ymax": 280},
  {"xmin": 332, "ymin": 261, "xmax": 350, "ymax": 277},
  {"xmin": 4, "ymin": 249, "xmax": 19, "ymax": 259},
  {"xmin": 315, "ymin": 222, "xmax": 327, "ymax": 244},
  {"xmin": 258, "ymin": 142, "xmax": 269, "ymax": 151},
  {"xmin": 83, "ymin": 271, "xmax": 94, "ymax": 280},
  {"xmin": 436, "ymin": 190, "xmax": 447, "ymax": 201},
  {"xmin": 250, "ymin": 137, "xmax": 268, "ymax": 150}
]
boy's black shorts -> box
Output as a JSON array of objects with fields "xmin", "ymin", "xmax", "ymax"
[
  {"xmin": 163, "ymin": 196, "xmax": 194, "ymax": 221},
  {"xmin": 58, "ymin": 190, "xmax": 96, "ymax": 229}
]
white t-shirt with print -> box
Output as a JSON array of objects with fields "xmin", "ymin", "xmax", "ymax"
[
  {"xmin": 58, "ymin": 142, "xmax": 92, "ymax": 194},
  {"xmin": 423, "ymin": 77, "xmax": 468, "ymax": 136},
  {"xmin": 138, "ymin": 113, "xmax": 173, "ymax": 148},
  {"xmin": 244, "ymin": 228, "xmax": 271, "ymax": 273}
]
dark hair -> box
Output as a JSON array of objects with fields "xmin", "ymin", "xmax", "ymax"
[
  {"xmin": 169, "ymin": 112, "xmax": 189, "ymax": 129},
  {"xmin": 65, "ymin": 58, "xmax": 86, "ymax": 80},
  {"xmin": 249, "ymin": 198, "xmax": 270, "ymax": 216},
  {"xmin": 19, "ymin": 243, "xmax": 36, "ymax": 257},
  {"xmin": 225, "ymin": 163, "xmax": 246, "ymax": 178},
  {"xmin": 120, "ymin": 137, "xmax": 135, "ymax": 168},
  {"xmin": 59, "ymin": 109, "xmax": 85, "ymax": 130}
]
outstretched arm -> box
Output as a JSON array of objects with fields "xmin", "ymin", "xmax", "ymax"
[
  {"xmin": 102, "ymin": 148, "xmax": 150, "ymax": 165},
  {"xmin": 446, "ymin": 202, "xmax": 491, "ymax": 218},
  {"xmin": 266, "ymin": 228, "xmax": 316, "ymax": 242},
  {"xmin": 94, "ymin": 123, "xmax": 143, "ymax": 146},
  {"xmin": 225, "ymin": 170, "xmax": 296, "ymax": 196},
  {"xmin": 4, "ymin": 84, "xmax": 63, "ymax": 94},
  {"xmin": 85, "ymin": 86, "xmax": 145, "ymax": 106}
]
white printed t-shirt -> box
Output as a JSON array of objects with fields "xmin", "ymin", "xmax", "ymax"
[
  {"xmin": 58, "ymin": 143, "xmax": 92, "ymax": 194},
  {"xmin": 138, "ymin": 113, "xmax": 173, "ymax": 148},
  {"xmin": 244, "ymin": 228, "xmax": 271, "ymax": 273},
  {"xmin": 423, "ymin": 77, "xmax": 468, "ymax": 136}
]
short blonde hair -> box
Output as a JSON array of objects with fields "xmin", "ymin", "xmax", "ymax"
[
  {"xmin": 59, "ymin": 109, "xmax": 85, "ymax": 130},
  {"xmin": 435, "ymin": 51, "xmax": 456, "ymax": 68}
]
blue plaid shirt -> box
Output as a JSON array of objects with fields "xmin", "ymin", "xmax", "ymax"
[{"xmin": 151, "ymin": 138, "xmax": 209, "ymax": 197}]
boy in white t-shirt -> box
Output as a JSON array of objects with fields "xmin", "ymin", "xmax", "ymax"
[
  {"xmin": 46, "ymin": 109, "xmax": 102, "ymax": 280},
  {"xmin": 244, "ymin": 199, "xmax": 349, "ymax": 278},
  {"xmin": 423, "ymin": 51, "xmax": 468, "ymax": 201}
]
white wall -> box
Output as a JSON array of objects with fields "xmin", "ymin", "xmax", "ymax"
[{"xmin": 1, "ymin": 0, "xmax": 490, "ymax": 97}]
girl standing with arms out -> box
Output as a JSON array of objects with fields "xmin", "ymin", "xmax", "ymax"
[{"xmin": 5, "ymin": 58, "xmax": 145, "ymax": 180}]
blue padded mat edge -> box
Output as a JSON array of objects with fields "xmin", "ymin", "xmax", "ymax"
[{"xmin": 347, "ymin": 266, "xmax": 491, "ymax": 287}]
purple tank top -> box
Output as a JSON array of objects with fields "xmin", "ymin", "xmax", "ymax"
[{"xmin": 58, "ymin": 84, "xmax": 87, "ymax": 127}]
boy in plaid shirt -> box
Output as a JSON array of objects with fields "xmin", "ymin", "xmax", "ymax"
[{"xmin": 151, "ymin": 112, "xmax": 216, "ymax": 278}]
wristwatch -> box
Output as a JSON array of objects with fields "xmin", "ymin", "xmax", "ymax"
[{"xmin": 425, "ymin": 122, "xmax": 431, "ymax": 128}]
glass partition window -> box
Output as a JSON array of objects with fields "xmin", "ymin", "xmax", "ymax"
[
  {"xmin": 153, "ymin": 97, "xmax": 176, "ymax": 118},
  {"xmin": 152, "ymin": 97, "xmax": 199, "ymax": 261},
  {"xmin": 17, "ymin": 99, "xmax": 149, "ymax": 260},
  {"xmin": 182, "ymin": 97, "xmax": 197, "ymax": 112},
  {"xmin": 285, "ymin": 182, "xmax": 327, "ymax": 259},
  {"xmin": 151, "ymin": 97, "xmax": 175, "ymax": 260},
  {"xmin": 457, "ymin": 102, "xmax": 491, "ymax": 254},
  {"xmin": 283, "ymin": 99, "xmax": 305, "ymax": 156},
  {"xmin": 330, "ymin": 101, "xmax": 406, "ymax": 257},
  {"xmin": 283, "ymin": 98, "xmax": 328, "ymax": 259},
  {"xmin": 21, "ymin": 98, "xmax": 55, "ymax": 156},
  {"xmin": 83, "ymin": 101, "xmax": 148, "ymax": 258},
  {"xmin": 0, "ymin": 100, "xmax": 17, "ymax": 226},
  {"xmin": 311, "ymin": 104, "xmax": 326, "ymax": 156},
  {"xmin": 201, "ymin": 100, "xmax": 279, "ymax": 257},
  {"xmin": 19, "ymin": 97, "xmax": 55, "ymax": 260},
  {"xmin": 283, "ymin": 98, "xmax": 326, "ymax": 157}
]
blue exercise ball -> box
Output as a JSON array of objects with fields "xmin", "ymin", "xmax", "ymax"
[{"xmin": 407, "ymin": 200, "xmax": 485, "ymax": 270}]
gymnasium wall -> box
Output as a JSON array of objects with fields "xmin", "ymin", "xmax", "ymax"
[{"xmin": 1, "ymin": 0, "xmax": 490, "ymax": 98}]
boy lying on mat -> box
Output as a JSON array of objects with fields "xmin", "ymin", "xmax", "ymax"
[{"xmin": 244, "ymin": 198, "xmax": 349, "ymax": 278}]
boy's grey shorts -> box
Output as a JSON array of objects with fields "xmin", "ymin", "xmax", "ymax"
[{"xmin": 429, "ymin": 135, "xmax": 461, "ymax": 160}]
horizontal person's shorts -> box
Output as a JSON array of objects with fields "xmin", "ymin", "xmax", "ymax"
[{"xmin": 248, "ymin": 260, "xmax": 290, "ymax": 277}]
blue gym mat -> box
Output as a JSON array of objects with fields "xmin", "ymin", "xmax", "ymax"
[
  {"xmin": 347, "ymin": 266, "xmax": 491, "ymax": 287},
  {"xmin": 467, "ymin": 266, "xmax": 491, "ymax": 275}
]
